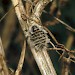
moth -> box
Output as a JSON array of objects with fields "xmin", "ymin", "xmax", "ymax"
[
  {"xmin": 27, "ymin": 24, "xmax": 50, "ymax": 51},
  {"xmin": 0, "ymin": 1, "xmax": 74, "ymax": 52},
  {"xmin": 0, "ymin": 1, "xmax": 75, "ymax": 75}
]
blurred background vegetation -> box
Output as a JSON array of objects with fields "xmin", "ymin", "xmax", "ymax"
[{"xmin": 0, "ymin": 0, "xmax": 75, "ymax": 75}]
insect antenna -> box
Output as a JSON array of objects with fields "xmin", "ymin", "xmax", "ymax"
[{"xmin": 43, "ymin": 26, "xmax": 59, "ymax": 45}]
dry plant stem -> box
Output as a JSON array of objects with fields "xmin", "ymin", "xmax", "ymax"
[
  {"xmin": 43, "ymin": 10, "xmax": 75, "ymax": 32},
  {"xmin": 44, "ymin": 0, "xmax": 61, "ymax": 26},
  {"xmin": 15, "ymin": 40, "xmax": 26, "ymax": 75},
  {"xmin": 26, "ymin": 51, "xmax": 38, "ymax": 75},
  {"xmin": 50, "ymin": 0, "xmax": 57, "ymax": 15},
  {"xmin": 2, "ymin": 8, "xmax": 16, "ymax": 51},
  {"xmin": 61, "ymin": 34, "xmax": 74, "ymax": 75},
  {"xmin": 54, "ymin": 17, "xmax": 75, "ymax": 32},
  {"xmin": 0, "ymin": 4, "xmax": 18, "ymax": 22},
  {"xmin": 0, "ymin": 38, "xmax": 9, "ymax": 75},
  {"xmin": 11, "ymin": 0, "xmax": 28, "ymax": 32},
  {"xmin": 65, "ymin": 34, "xmax": 74, "ymax": 49},
  {"xmin": 25, "ymin": 1, "xmax": 32, "ymax": 16},
  {"xmin": 28, "ymin": 0, "xmax": 57, "ymax": 75},
  {"xmin": 30, "ymin": 48, "xmax": 56, "ymax": 75},
  {"xmin": 33, "ymin": 0, "xmax": 39, "ymax": 4},
  {"xmin": 61, "ymin": 57, "xmax": 71, "ymax": 75},
  {"xmin": 48, "ymin": 47, "xmax": 65, "ymax": 51},
  {"xmin": 11, "ymin": 0, "xmax": 57, "ymax": 75},
  {"xmin": 45, "ymin": 10, "xmax": 61, "ymax": 26}
]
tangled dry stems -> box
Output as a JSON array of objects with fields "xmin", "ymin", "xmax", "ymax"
[{"xmin": 0, "ymin": 0, "xmax": 75, "ymax": 75}]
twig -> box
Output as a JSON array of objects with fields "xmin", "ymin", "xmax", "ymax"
[
  {"xmin": 44, "ymin": 0, "xmax": 61, "ymax": 26},
  {"xmin": 54, "ymin": 17, "xmax": 75, "ymax": 32},
  {"xmin": 15, "ymin": 40, "xmax": 26, "ymax": 75},
  {"xmin": 2, "ymin": 7, "xmax": 16, "ymax": 51},
  {"xmin": 11, "ymin": 0, "xmax": 28, "ymax": 32},
  {"xmin": 25, "ymin": 0, "xmax": 32, "ymax": 16},
  {"xmin": 28, "ymin": 0, "xmax": 57, "ymax": 75},
  {"xmin": 43, "ymin": 10, "xmax": 75, "ymax": 32},
  {"xmin": 61, "ymin": 34, "xmax": 74, "ymax": 75},
  {"xmin": 61, "ymin": 57, "xmax": 71, "ymax": 75},
  {"xmin": 0, "ymin": 38, "xmax": 9, "ymax": 75},
  {"xmin": 0, "ymin": 4, "xmax": 18, "ymax": 22},
  {"xmin": 65, "ymin": 34, "xmax": 74, "ymax": 49}
]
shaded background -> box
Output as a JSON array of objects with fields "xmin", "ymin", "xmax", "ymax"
[{"xmin": 0, "ymin": 0, "xmax": 75, "ymax": 75}]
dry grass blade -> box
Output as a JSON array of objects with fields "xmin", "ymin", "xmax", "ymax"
[
  {"xmin": 28, "ymin": 0, "xmax": 57, "ymax": 75},
  {"xmin": 54, "ymin": 17, "xmax": 75, "ymax": 32},
  {"xmin": 0, "ymin": 38, "xmax": 9, "ymax": 75},
  {"xmin": 48, "ymin": 47, "xmax": 64, "ymax": 51},
  {"xmin": 15, "ymin": 40, "xmax": 26, "ymax": 75},
  {"xmin": 43, "ymin": 10, "xmax": 75, "ymax": 32},
  {"xmin": 2, "ymin": 8, "xmax": 17, "ymax": 51},
  {"xmin": 0, "ymin": 4, "xmax": 18, "ymax": 22}
]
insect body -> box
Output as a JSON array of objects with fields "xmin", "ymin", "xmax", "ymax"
[{"xmin": 27, "ymin": 24, "xmax": 50, "ymax": 51}]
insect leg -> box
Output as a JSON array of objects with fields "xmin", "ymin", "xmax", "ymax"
[{"xmin": 43, "ymin": 26, "xmax": 59, "ymax": 45}]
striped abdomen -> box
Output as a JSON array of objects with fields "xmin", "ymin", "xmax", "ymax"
[{"xmin": 28, "ymin": 25, "xmax": 50, "ymax": 51}]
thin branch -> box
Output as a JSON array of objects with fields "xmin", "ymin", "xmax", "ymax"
[
  {"xmin": 11, "ymin": 0, "xmax": 28, "ymax": 32},
  {"xmin": 54, "ymin": 17, "xmax": 75, "ymax": 32},
  {"xmin": 61, "ymin": 57, "xmax": 71, "ymax": 75},
  {"xmin": 43, "ymin": 10, "xmax": 75, "ymax": 32},
  {"xmin": 2, "ymin": 7, "xmax": 16, "ymax": 51},
  {"xmin": 61, "ymin": 33, "xmax": 74, "ymax": 75},
  {"xmin": 28, "ymin": 0, "xmax": 57, "ymax": 75},
  {"xmin": 0, "ymin": 38, "xmax": 9, "ymax": 75},
  {"xmin": 15, "ymin": 40, "xmax": 26, "ymax": 75},
  {"xmin": 25, "ymin": 0, "xmax": 32, "ymax": 16},
  {"xmin": 0, "ymin": 4, "xmax": 18, "ymax": 22},
  {"xmin": 48, "ymin": 47, "xmax": 65, "ymax": 51}
]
